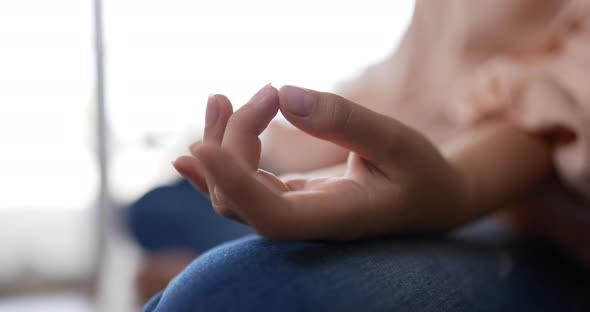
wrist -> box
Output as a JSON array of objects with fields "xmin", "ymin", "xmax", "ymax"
[{"xmin": 443, "ymin": 121, "xmax": 554, "ymax": 227}]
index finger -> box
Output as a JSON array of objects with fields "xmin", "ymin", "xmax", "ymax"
[{"xmin": 222, "ymin": 84, "xmax": 279, "ymax": 171}]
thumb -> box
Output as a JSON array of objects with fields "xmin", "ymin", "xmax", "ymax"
[{"xmin": 278, "ymin": 85, "xmax": 417, "ymax": 163}]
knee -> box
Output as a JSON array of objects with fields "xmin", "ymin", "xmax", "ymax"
[
  {"xmin": 141, "ymin": 235, "xmax": 517, "ymax": 312},
  {"xmin": 142, "ymin": 236, "xmax": 321, "ymax": 312}
]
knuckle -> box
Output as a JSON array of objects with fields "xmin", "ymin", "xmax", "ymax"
[
  {"xmin": 189, "ymin": 141, "xmax": 202, "ymax": 154},
  {"xmin": 225, "ymin": 112, "xmax": 241, "ymax": 130},
  {"xmin": 213, "ymin": 204, "xmax": 234, "ymax": 219},
  {"xmin": 322, "ymin": 94, "xmax": 353, "ymax": 131},
  {"xmin": 380, "ymin": 121, "xmax": 423, "ymax": 160},
  {"xmin": 226, "ymin": 109, "xmax": 255, "ymax": 134},
  {"xmin": 211, "ymin": 188, "xmax": 234, "ymax": 218},
  {"xmin": 212, "ymin": 203, "xmax": 244, "ymax": 223}
]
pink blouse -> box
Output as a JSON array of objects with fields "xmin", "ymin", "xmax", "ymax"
[{"xmin": 450, "ymin": 1, "xmax": 590, "ymax": 202}]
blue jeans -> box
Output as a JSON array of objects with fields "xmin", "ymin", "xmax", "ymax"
[
  {"xmin": 127, "ymin": 179, "xmax": 251, "ymax": 253},
  {"xmin": 130, "ymin": 180, "xmax": 590, "ymax": 311}
]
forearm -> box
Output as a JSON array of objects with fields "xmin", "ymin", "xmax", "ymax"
[{"xmin": 444, "ymin": 120, "xmax": 553, "ymax": 226}]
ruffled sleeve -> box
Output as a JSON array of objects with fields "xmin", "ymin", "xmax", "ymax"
[{"xmin": 450, "ymin": 10, "xmax": 590, "ymax": 202}]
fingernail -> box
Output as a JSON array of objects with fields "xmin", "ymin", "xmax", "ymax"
[
  {"xmin": 282, "ymin": 86, "xmax": 316, "ymax": 116},
  {"xmin": 249, "ymin": 83, "xmax": 273, "ymax": 105},
  {"xmin": 206, "ymin": 94, "xmax": 219, "ymax": 127}
]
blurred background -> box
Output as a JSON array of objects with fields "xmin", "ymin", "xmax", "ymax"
[{"xmin": 0, "ymin": 0, "xmax": 413, "ymax": 310}]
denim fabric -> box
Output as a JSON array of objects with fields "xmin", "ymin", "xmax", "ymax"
[
  {"xmin": 127, "ymin": 179, "xmax": 251, "ymax": 252},
  {"xmin": 129, "ymin": 180, "xmax": 589, "ymax": 311},
  {"xmin": 143, "ymin": 229, "xmax": 589, "ymax": 312}
]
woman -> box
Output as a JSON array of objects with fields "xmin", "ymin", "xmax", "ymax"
[{"xmin": 139, "ymin": 1, "xmax": 590, "ymax": 310}]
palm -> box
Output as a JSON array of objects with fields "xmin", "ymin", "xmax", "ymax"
[
  {"xmin": 276, "ymin": 155, "xmax": 382, "ymax": 197},
  {"xmin": 213, "ymin": 136, "xmax": 395, "ymax": 240}
]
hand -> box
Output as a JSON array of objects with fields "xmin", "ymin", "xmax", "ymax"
[{"xmin": 175, "ymin": 84, "xmax": 467, "ymax": 241}]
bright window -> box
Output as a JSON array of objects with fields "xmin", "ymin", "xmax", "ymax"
[
  {"xmin": 104, "ymin": 0, "xmax": 415, "ymax": 202},
  {"xmin": 0, "ymin": 0, "xmax": 414, "ymax": 289},
  {"xmin": 0, "ymin": 0, "xmax": 96, "ymax": 284}
]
